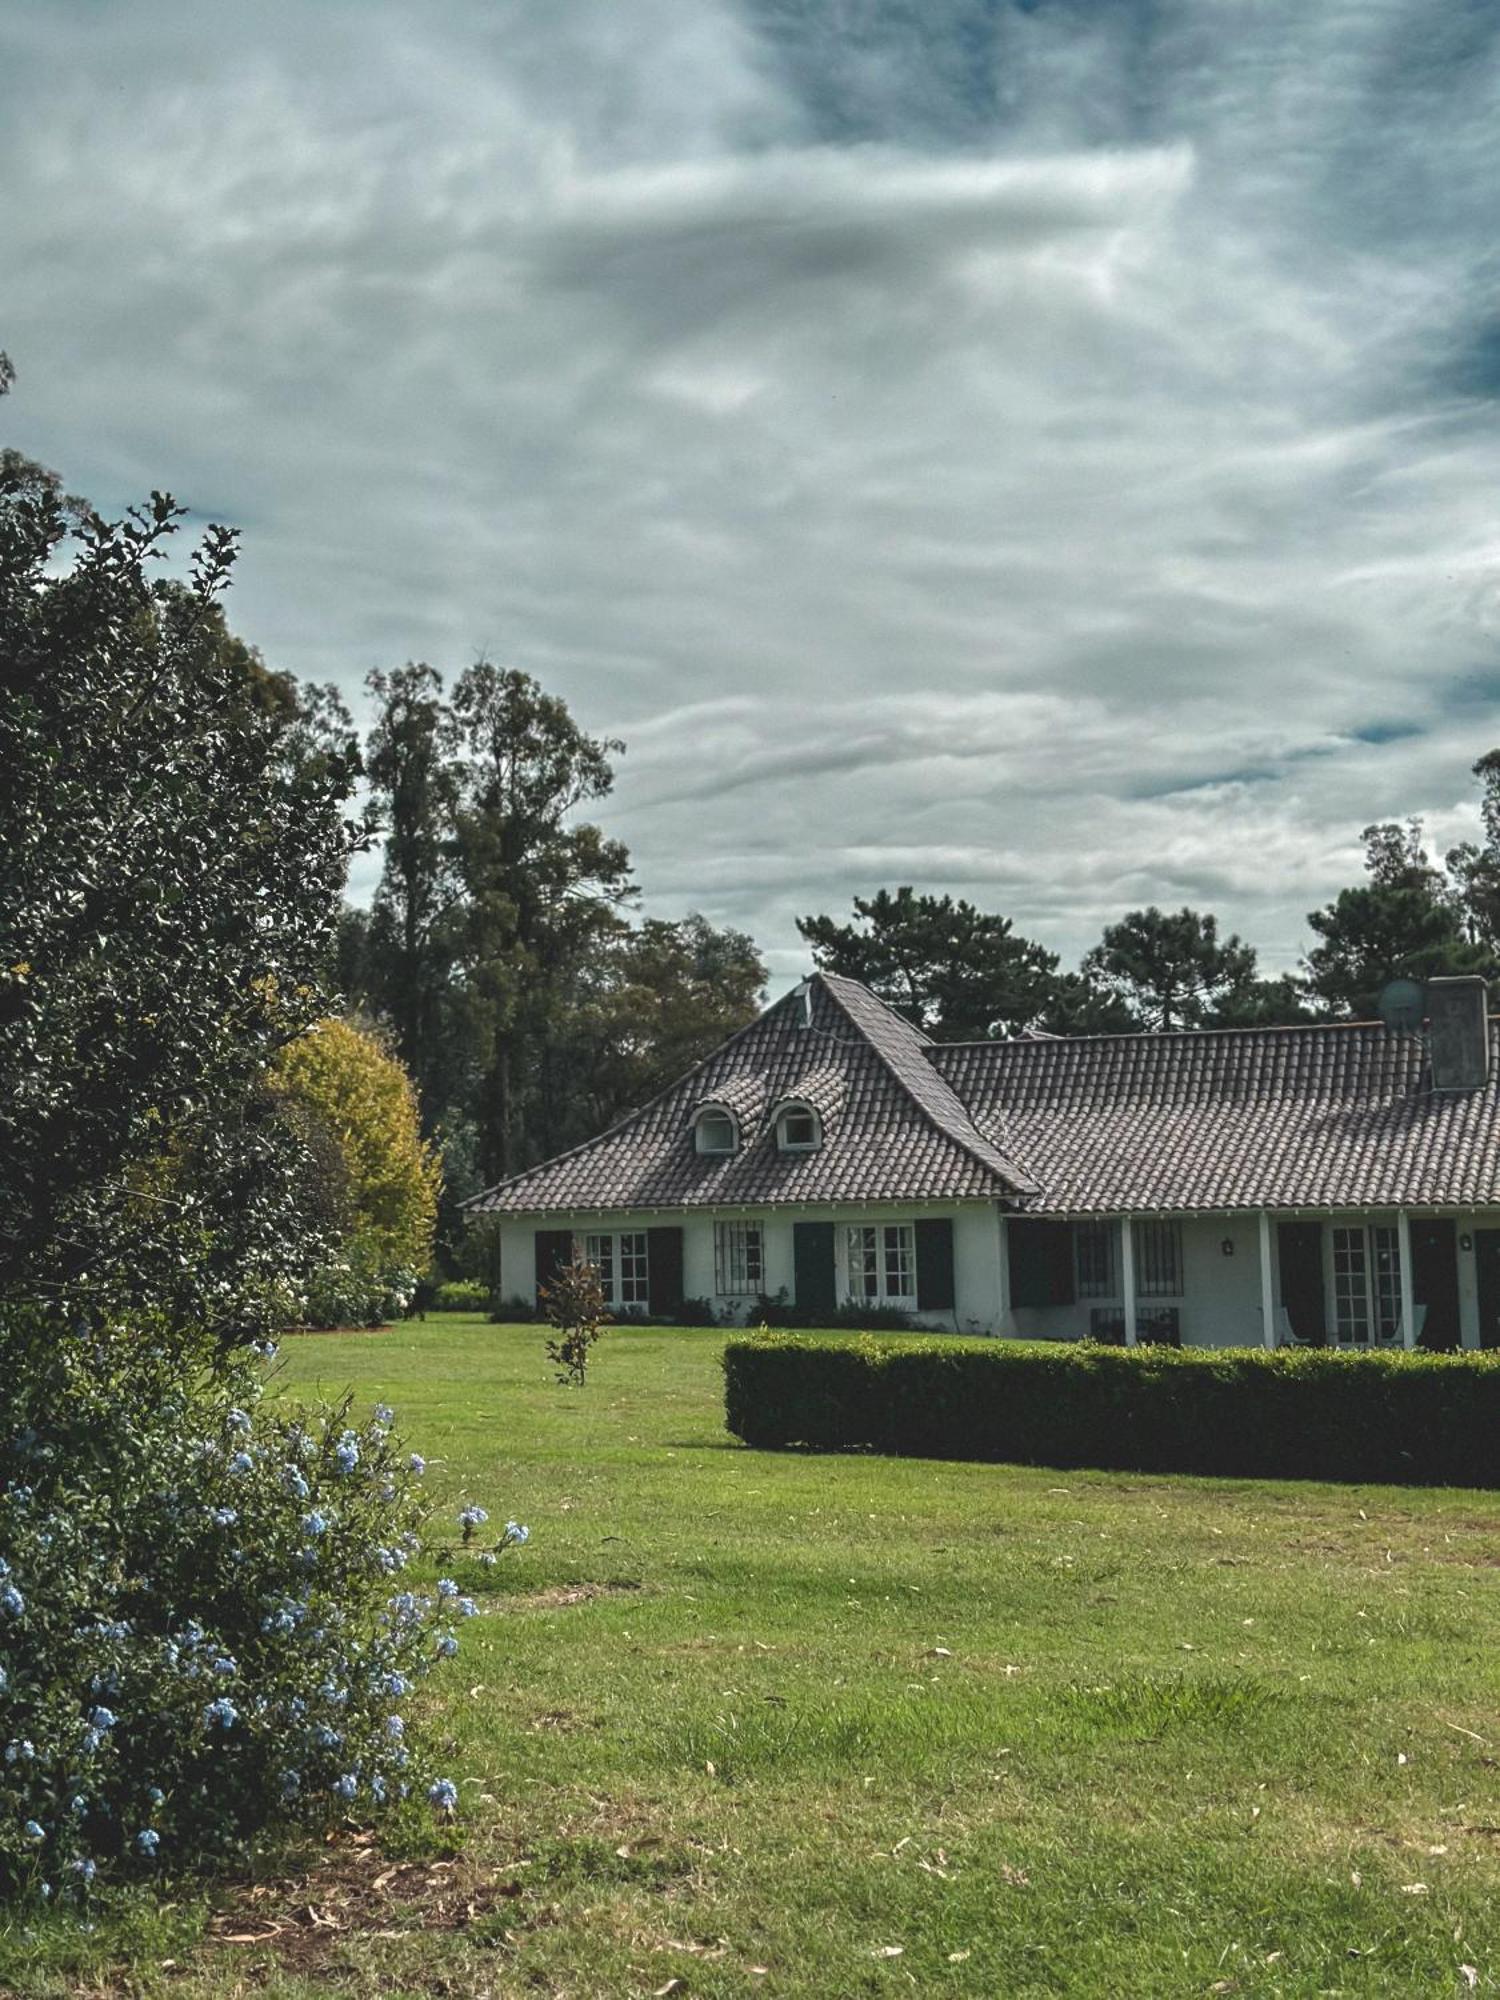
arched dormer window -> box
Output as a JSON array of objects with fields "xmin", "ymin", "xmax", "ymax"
[
  {"xmin": 694, "ymin": 1105, "xmax": 739, "ymax": 1156},
  {"xmin": 773, "ymin": 1099, "xmax": 822, "ymax": 1153}
]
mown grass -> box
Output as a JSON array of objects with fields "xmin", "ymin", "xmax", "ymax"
[{"xmin": 9, "ymin": 1317, "xmax": 1500, "ymax": 1997}]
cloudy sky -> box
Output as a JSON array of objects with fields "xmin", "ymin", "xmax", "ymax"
[{"xmin": 5, "ymin": 2, "xmax": 1500, "ymax": 987}]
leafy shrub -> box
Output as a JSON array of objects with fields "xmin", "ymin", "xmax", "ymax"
[
  {"xmin": 432, "ymin": 1281, "xmax": 489, "ymax": 1314},
  {"xmin": 300, "ymin": 1246, "xmax": 418, "ymax": 1329},
  {"xmin": 723, "ymin": 1333, "xmax": 1500, "ymax": 1486},
  {"xmin": 540, "ymin": 1262, "xmax": 610, "ymax": 1386},
  {"xmin": 0, "ymin": 1312, "xmax": 502, "ymax": 1903},
  {"xmin": 751, "ymin": 1291, "xmax": 912, "ymax": 1332},
  {"xmin": 491, "ymin": 1294, "xmax": 540, "ymax": 1324}
]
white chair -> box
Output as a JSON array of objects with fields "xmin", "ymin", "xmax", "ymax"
[{"xmin": 1378, "ymin": 1303, "xmax": 1428, "ymax": 1350}]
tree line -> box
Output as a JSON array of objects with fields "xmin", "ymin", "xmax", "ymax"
[{"xmin": 797, "ymin": 792, "xmax": 1500, "ymax": 1042}]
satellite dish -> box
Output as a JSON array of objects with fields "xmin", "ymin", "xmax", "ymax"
[{"xmin": 1377, "ymin": 977, "xmax": 1426, "ymax": 1036}]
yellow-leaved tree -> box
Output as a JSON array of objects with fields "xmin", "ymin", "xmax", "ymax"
[{"xmin": 272, "ymin": 1017, "xmax": 441, "ymax": 1324}]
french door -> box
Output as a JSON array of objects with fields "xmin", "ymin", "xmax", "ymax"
[{"xmin": 1328, "ymin": 1223, "xmax": 1401, "ymax": 1346}]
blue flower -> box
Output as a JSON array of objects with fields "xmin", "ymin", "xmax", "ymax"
[
  {"xmin": 459, "ymin": 1505, "xmax": 488, "ymax": 1531},
  {"xmin": 5, "ymin": 1740, "xmax": 34, "ymax": 1763},
  {"xmin": 385, "ymin": 1714, "xmax": 405, "ymax": 1738},
  {"xmin": 408, "ymin": 1454, "xmax": 426, "ymax": 1476},
  {"xmin": 505, "ymin": 1521, "xmax": 530, "ymax": 1545},
  {"xmin": 334, "ymin": 1432, "xmax": 360, "ymax": 1475},
  {"xmin": 69, "ymin": 1857, "xmax": 96, "ymax": 1884},
  {"xmin": 1, "ymin": 1583, "xmax": 25, "ymax": 1617},
  {"xmin": 211, "ymin": 1506, "xmax": 238, "ymax": 1527},
  {"xmin": 228, "ymin": 1451, "xmax": 254, "ymax": 1476},
  {"xmin": 436, "ymin": 1635, "xmax": 459, "ymax": 1658},
  {"xmin": 135, "ymin": 1828, "xmax": 160, "ymax": 1858},
  {"xmin": 0, "ymin": 1665, "xmax": 6, "ymax": 1691},
  {"xmin": 335, "ymin": 1773, "xmax": 358, "ymax": 1801},
  {"xmin": 203, "ymin": 1696, "xmax": 238, "ymax": 1731},
  {"xmin": 379, "ymin": 1672, "xmax": 411, "ymax": 1697},
  {"xmin": 457, "ymin": 1597, "xmax": 479, "ymax": 1618},
  {"xmin": 303, "ymin": 1510, "xmax": 331, "ymax": 1536},
  {"xmin": 253, "ymin": 1338, "xmax": 278, "ymax": 1359},
  {"xmin": 374, "ymin": 1404, "xmax": 394, "ymax": 1427},
  {"xmin": 437, "ymin": 1578, "xmax": 459, "ymax": 1600},
  {"xmin": 88, "ymin": 1706, "xmax": 117, "ymax": 1732},
  {"xmin": 22, "ymin": 1820, "xmax": 44, "ymax": 1842},
  {"xmin": 370, "ymin": 1774, "xmax": 387, "ymax": 1803},
  {"xmin": 318, "ymin": 1679, "xmax": 348, "ymax": 1706},
  {"xmin": 70, "ymin": 1796, "xmax": 87, "ymax": 1816},
  {"xmin": 147, "ymin": 1786, "xmax": 164, "ymax": 1805},
  {"xmin": 226, "ymin": 1408, "xmax": 251, "ymax": 1433},
  {"xmin": 312, "ymin": 1723, "xmax": 342, "ymax": 1750},
  {"xmin": 211, "ymin": 1655, "xmax": 237, "ymax": 1678},
  {"xmin": 428, "ymin": 1778, "xmax": 458, "ymax": 1811},
  {"xmin": 282, "ymin": 1465, "xmax": 310, "ymax": 1499},
  {"xmin": 281, "ymin": 1770, "xmax": 301, "ymax": 1799}
]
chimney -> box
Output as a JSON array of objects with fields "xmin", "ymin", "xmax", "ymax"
[{"xmin": 1426, "ymin": 976, "xmax": 1491, "ymax": 1092}]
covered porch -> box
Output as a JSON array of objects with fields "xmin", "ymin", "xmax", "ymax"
[{"xmin": 998, "ymin": 1209, "xmax": 1500, "ymax": 1351}]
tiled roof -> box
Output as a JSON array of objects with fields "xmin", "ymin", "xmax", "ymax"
[
  {"xmin": 931, "ymin": 1021, "xmax": 1500, "ymax": 1213},
  {"xmin": 466, "ymin": 975, "xmax": 1500, "ymax": 1220},
  {"xmin": 465, "ymin": 973, "xmax": 1036, "ymax": 1215}
]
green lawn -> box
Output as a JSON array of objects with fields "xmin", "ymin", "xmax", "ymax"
[{"xmin": 14, "ymin": 1316, "xmax": 1500, "ymax": 1997}]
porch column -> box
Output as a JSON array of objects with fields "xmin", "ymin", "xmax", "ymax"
[
  {"xmin": 1398, "ymin": 1209, "xmax": 1416, "ymax": 1348},
  {"xmin": 1258, "ymin": 1210, "xmax": 1276, "ymax": 1348},
  {"xmin": 1121, "ymin": 1216, "xmax": 1138, "ymax": 1348},
  {"xmin": 996, "ymin": 1210, "xmax": 1013, "ymax": 1338}
]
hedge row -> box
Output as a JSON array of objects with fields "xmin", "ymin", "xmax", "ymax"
[{"xmin": 722, "ymin": 1333, "xmax": 1500, "ymax": 1486}]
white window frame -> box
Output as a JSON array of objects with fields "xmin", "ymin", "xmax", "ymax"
[
  {"xmin": 774, "ymin": 1101, "xmax": 822, "ymax": 1153},
  {"xmin": 844, "ymin": 1222, "xmax": 917, "ymax": 1309},
  {"xmin": 694, "ymin": 1108, "xmax": 738, "ymax": 1156},
  {"xmin": 714, "ymin": 1220, "xmax": 764, "ymax": 1296},
  {"xmin": 1327, "ymin": 1222, "xmax": 1401, "ymax": 1347},
  {"xmin": 584, "ymin": 1230, "xmax": 651, "ymax": 1310}
]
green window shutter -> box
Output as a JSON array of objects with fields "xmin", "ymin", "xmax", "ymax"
[
  {"xmin": 1276, "ymin": 1221, "xmax": 1326, "ymax": 1345},
  {"xmin": 1008, "ymin": 1218, "xmax": 1075, "ymax": 1308},
  {"xmin": 647, "ymin": 1226, "xmax": 684, "ymax": 1315},
  {"xmin": 914, "ymin": 1218, "xmax": 955, "ymax": 1311},
  {"xmin": 793, "ymin": 1221, "xmax": 836, "ymax": 1314},
  {"xmin": 534, "ymin": 1229, "xmax": 574, "ymax": 1295}
]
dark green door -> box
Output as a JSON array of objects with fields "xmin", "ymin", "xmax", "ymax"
[
  {"xmin": 1409, "ymin": 1218, "xmax": 1460, "ymax": 1350},
  {"xmin": 793, "ymin": 1222, "xmax": 836, "ymax": 1316},
  {"xmin": 1476, "ymin": 1230, "xmax": 1500, "ymax": 1348}
]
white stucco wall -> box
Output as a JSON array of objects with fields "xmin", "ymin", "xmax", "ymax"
[{"xmin": 492, "ymin": 1206, "xmax": 1500, "ymax": 1349}]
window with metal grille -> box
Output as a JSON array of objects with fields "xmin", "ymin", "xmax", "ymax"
[
  {"xmin": 1074, "ymin": 1220, "xmax": 1118, "ymax": 1299},
  {"xmin": 1132, "ymin": 1219, "xmax": 1182, "ymax": 1298},
  {"xmin": 715, "ymin": 1221, "xmax": 764, "ymax": 1296},
  {"xmin": 846, "ymin": 1223, "xmax": 916, "ymax": 1305}
]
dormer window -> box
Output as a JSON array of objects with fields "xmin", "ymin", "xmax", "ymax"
[
  {"xmin": 774, "ymin": 1101, "xmax": 822, "ymax": 1152},
  {"xmin": 694, "ymin": 1107, "xmax": 739, "ymax": 1155}
]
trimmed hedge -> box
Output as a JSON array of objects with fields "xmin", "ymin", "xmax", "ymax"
[{"xmin": 722, "ymin": 1333, "xmax": 1500, "ymax": 1486}]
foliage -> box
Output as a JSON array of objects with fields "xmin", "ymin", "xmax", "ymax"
[
  {"xmin": 723, "ymin": 1331, "xmax": 1500, "ymax": 1483},
  {"xmin": 752, "ymin": 1290, "xmax": 913, "ymax": 1331},
  {"xmin": 0, "ymin": 1313, "xmax": 477, "ymax": 1903},
  {"xmin": 797, "ymin": 887, "xmax": 1058, "ymax": 1039},
  {"xmin": 1081, "ymin": 906, "xmax": 1262, "ymax": 1032},
  {"xmin": 539, "ymin": 1261, "xmax": 610, "ymax": 1385},
  {"xmin": 1304, "ymin": 820, "xmax": 1496, "ymax": 1018},
  {"xmin": 431, "ymin": 1281, "xmax": 489, "ymax": 1313},
  {"xmin": 271, "ymin": 1017, "xmax": 441, "ymax": 1296},
  {"xmin": 299, "ymin": 1245, "xmax": 420, "ymax": 1331},
  {"xmin": 0, "ymin": 471, "xmax": 364, "ymax": 1340}
]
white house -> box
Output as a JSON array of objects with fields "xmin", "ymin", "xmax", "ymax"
[{"xmin": 465, "ymin": 969, "xmax": 1500, "ymax": 1352}]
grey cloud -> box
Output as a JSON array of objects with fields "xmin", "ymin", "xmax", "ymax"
[{"xmin": 3, "ymin": 0, "xmax": 1500, "ymax": 991}]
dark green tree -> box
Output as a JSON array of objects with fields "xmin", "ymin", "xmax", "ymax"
[
  {"xmin": 1081, "ymin": 906, "xmax": 1260, "ymax": 1032},
  {"xmin": 0, "ymin": 473, "xmax": 364, "ymax": 1334},
  {"xmin": 449, "ymin": 663, "xmax": 634, "ymax": 1178},
  {"xmin": 796, "ymin": 887, "xmax": 1058, "ymax": 1039},
  {"xmin": 360, "ymin": 663, "xmax": 462, "ymax": 1118},
  {"xmin": 1304, "ymin": 820, "xmax": 1495, "ymax": 1019},
  {"xmin": 1032, "ymin": 969, "xmax": 1141, "ymax": 1036}
]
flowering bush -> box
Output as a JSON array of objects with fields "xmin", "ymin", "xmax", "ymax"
[
  {"xmin": 300, "ymin": 1248, "xmax": 420, "ymax": 1330},
  {"xmin": 0, "ymin": 1309, "xmax": 511, "ymax": 1904}
]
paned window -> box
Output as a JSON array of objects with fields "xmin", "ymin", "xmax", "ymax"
[
  {"xmin": 1074, "ymin": 1220, "xmax": 1118, "ymax": 1299},
  {"xmin": 777, "ymin": 1106, "xmax": 821, "ymax": 1151},
  {"xmin": 696, "ymin": 1109, "xmax": 737, "ymax": 1154},
  {"xmin": 715, "ymin": 1221, "xmax": 764, "ymax": 1296},
  {"xmin": 584, "ymin": 1230, "xmax": 650, "ymax": 1308},
  {"xmin": 846, "ymin": 1223, "xmax": 916, "ymax": 1305},
  {"xmin": 1133, "ymin": 1219, "xmax": 1183, "ymax": 1299},
  {"xmin": 1331, "ymin": 1224, "xmax": 1401, "ymax": 1345}
]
